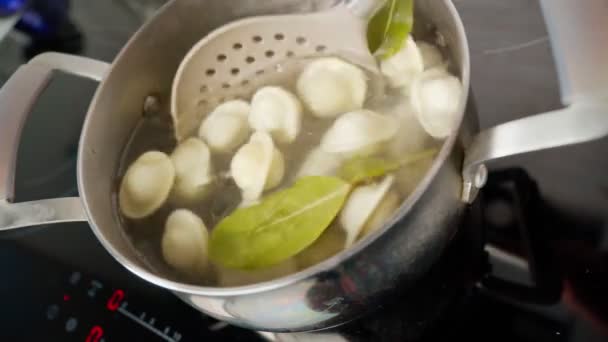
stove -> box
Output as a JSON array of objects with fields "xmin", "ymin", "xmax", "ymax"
[{"xmin": 1, "ymin": 0, "xmax": 607, "ymax": 341}]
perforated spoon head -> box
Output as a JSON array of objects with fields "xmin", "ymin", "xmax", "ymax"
[{"xmin": 171, "ymin": 2, "xmax": 385, "ymax": 141}]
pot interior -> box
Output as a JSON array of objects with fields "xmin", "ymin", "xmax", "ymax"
[{"xmin": 78, "ymin": 0, "xmax": 470, "ymax": 292}]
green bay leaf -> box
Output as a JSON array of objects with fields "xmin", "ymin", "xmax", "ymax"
[
  {"xmin": 339, "ymin": 148, "xmax": 439, "ymax": 184},
  {"xmin": 339, "ymin": 156, "xmax": 402, "ymax": 184},
  {"xmin": 367, "ymin": 0, "xmax": 414, "ymax": 60},
  {"xmin": 209, "ymin": 176, "xmax": 351, "ymax": 270}
]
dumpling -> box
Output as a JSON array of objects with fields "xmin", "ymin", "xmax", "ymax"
[
  {"xmin": 367, "ymin": 90, "xmax": 433, "ymax": 158},
  {"xmin": 410, "ymin": 67, "xmax": 463, "ymax": 139},
  {"xmin": 119, "ymin": 151, "xmax": 175, "ymax": 219},
  {"xmin": 162, "ymin": 209, "xmax": 209, "ymax": 277},
  {"xmin": 231, "ymin": 132, "xmax": 285, "ymax": 201},
  {"xmin": 296, "ymin": 57, "xmax": 368, "ymax": 118},
  {"xmin": 388, "ymin": 111, "xmax": 434, "ymax": 159},
  {"xmin": 371, "ymin": 93, "xmax": 434, "ymax": 158},
  {"xmin": 295, "ymin": 147, "xmax": 343, "ymax": 178},
  {"xmin": 418, "ymin": 41, "xmax": 445, "ymax": 70},
  {"xmin": 320, "ymin": 109, "xmax": 399, "ymax": 156},
  {"xmin": 396, "ymin": 152, "xmax": 435, "ymax": 196},
  {"xmin": 380, "ymin": 35, "xmax": 424, "ymax": 88},
  {"xmin": 217, "ymin": 258, "xmax": 297, "ymax": 287},
  {"xmin": 170, "ymin": 138, "xmax": 213, "ymax": 204},
  {"xmin": 199, "ymin": 100, "xmax": 250, "ymax": 153},
  {"xmin": 249, "ymin": 86, "xmax": 302, "ymax": 144},
  {"xmin": 340, "ymin": 175, "xmax": 395, "ymax": 248},
  {"xmin": 360, "ymin": 189, "xmax": 400, "ymax": 238}
]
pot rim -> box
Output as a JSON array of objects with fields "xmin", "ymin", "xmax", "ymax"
[{"xmin": 77, "ymin": 0, "xmax": 471, "ymax": 297}]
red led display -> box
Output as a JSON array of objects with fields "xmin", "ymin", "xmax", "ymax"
[
  {"xmin": 63, "ymin": 294, "xmax": 70, "ymax": 301},
  {"xmin": 85, "ymin": 325, "xmax": 103, "ymax": 342},
  {"xmin": 106, "ymin": 289, "xmax": 125, "ymax": 311}
]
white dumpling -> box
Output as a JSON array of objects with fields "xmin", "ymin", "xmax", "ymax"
[
  {"xmin": 199, "ymin": 100, "xmax": 250, "ymax": 153},
  {"xmin": 396, "ymin": 152, "xmax": 435, "ymax": 196},
  {"xmin": 296, "ymin": 57, "xmax": 368, "ymax": 118},
  {"xmin": 119, "ymin": 151, "xmax": 175, "ymax": 219},
  {"xmin": 378, "ymin": 96, "xmax": 434, "ymax": 159},
  {"xmin": 368, "ymin": 91, "xmax": 433, "ymax": 158},
  {"xmin": 249, "ymin": 86, "xmax": 302, "ymax": 144},
  {"xmin": 418, "ymin": 41, "xmax": 444, "ymax": 70},
  {"xmin": 380, "ymin": 35, "xmax": 424, "ymax": 88},
  {"xmin": 217, "ymin": 258, "xmax": 297, "ymax": 287},
  {"xmin": 231, "ymin": 132, "xmax": 285, "ymax": 201},
  {"xmin": 410, "ymin": 67, "xmax": 463, "ymax": 139},
  {"xmin": 162, "ymin": 209, "xmax": 209, "ymax": 277},
  {"xmin": 170, "ymin": 138, "xmax": 213, "ymax": 203},
  {"xmin": 320, "ymin": 109, "xmax": 399, "ymax": 156},
  {"xmin": 360, "ymin": 189, "xmax": 400, "ymax": 238},
  {"xmin": 340, "ymin": 175, "xmax": 395, "ymax": 248},
  {"xmin": 295, "ymin": 148, "xmax": 343, "ymax": 178},
  {"xmin": 388, "ymin": 112, "xmax": 434, "ymax": 159}
]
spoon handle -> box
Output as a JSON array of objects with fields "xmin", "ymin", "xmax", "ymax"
[{"xmin": 344, "ymin": 0, "xmax": 388, "ymax": 20}]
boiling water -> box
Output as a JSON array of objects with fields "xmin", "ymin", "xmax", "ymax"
[{"xmin": 116, "ymin": 49, "xmax": 445, "ymax": 287}]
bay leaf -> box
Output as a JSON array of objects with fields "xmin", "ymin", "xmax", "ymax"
[
  {"xmin": 367, "ymin": 0, "xmax": 415, "ymax": 60},
  {"xmin": 209, "ymin": 176, "xmax": 351, "ymax": 270},
  {"xmin": 339, "ymin": 148, "xmax": 438, "ymax": 184}
]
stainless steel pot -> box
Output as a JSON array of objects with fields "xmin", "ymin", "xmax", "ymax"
[{"xmin": 1, "ymin": 0, "xmax": 607, "ymax": 333}]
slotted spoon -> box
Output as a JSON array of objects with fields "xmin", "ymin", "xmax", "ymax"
[{"xmin": 170, "ymin": 0, "xmax": 387, "ymax": 141}]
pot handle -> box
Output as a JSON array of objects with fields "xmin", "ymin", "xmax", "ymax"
[
  {"xmin": 0, "ymin": 52, "xmax": 109, "ymax": 231},
  {"xmin": 462, "ymin": 0, "xmax": 608, "ymax": 203}
]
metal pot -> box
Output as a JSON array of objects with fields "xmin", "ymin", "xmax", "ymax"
[{"xmin": 1, "ymin": 0, "xmax": 607, "ymax": 333}]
